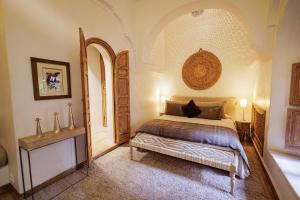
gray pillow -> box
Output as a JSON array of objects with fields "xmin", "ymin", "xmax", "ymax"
[
  {"xmin": 165, "ymin": 101, "xmax": 185, "ymax": 116},
  {"xmin": 197, "ymin": 106, "xmax": 223, "ymax": 120},
  {"xmin": 0, "ymin": 144, "xmax": 8, "ymax": 167},
  {"xmin": 195, "ymin": 101, "xmax": 225, "ymax": 119}
]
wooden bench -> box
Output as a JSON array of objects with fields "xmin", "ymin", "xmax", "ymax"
[{"xmin": 130, "ymin": 133, "xmax": 239, "ymax": 195}]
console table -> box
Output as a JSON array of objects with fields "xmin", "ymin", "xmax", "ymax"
[{"xmin": 18, "ymin": 127, "xmax": 87, "ymax": 199}]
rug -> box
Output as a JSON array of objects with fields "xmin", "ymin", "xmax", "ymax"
[{"xmin": 44, "ymin": 143, "xmax": 275, "ymax": 200}]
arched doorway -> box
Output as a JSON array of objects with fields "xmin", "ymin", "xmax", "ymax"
[{"xmin": 79, "ymin": 28, "xmax": 131, "ymax": 165}]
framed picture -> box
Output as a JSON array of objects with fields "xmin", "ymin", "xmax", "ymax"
[
  {"xmin": 289, "ymin": 63, "xmax": 300, "ymax": 106},
  {"xmin": 31, "ymin": 57, "xmax": 72, "ymax": 100}
]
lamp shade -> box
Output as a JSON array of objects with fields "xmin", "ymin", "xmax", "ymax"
[{"xmin": 240, "ymin": 98, "xmax": 248, "ymax": 108}]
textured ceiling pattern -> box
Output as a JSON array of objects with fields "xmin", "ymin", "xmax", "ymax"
[
  {"xmin": 149, "ymin": 9, "xmax": 259, "ymax": 70},
  {"xmin": 164, "ymin": 9, "xmax": 257, "ymax": 69}
]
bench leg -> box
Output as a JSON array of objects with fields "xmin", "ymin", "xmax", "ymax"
[
  {"xmin": 230, "ymin": 171, "xmax": 235, "ymax": 195},
  {"xmin": 130, "ymin": 145, "xmax": 133, "ymax": 160}
]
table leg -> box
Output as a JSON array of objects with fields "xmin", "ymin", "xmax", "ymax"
[
  {"xmin": 27, "ymin": 151, "xmax": 34, "ymax": 200},
  {"xmin": 74, "ymin": 137, "xmax": 78, "ymax": 169},
  {"xmin": 19, "ymin": 147, "xmax": 26, "ymax": 199},
  {"xmin": 130, "ymin": 145, "xmax": 133, "ymax": 160}
]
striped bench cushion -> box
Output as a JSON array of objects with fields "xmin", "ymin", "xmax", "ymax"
[{"xmin": 130, "ymin": 133, "xmax": 237, "ymax": 172}]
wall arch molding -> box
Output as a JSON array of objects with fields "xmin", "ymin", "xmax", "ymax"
[{"xmin": 90, "ymin": 0, "xmax": 136, "ymax": 53}]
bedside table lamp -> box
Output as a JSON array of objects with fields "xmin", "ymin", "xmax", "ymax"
[{"xmin": 240, "ymin": 98, "xmax": 247, "ymax": 121}]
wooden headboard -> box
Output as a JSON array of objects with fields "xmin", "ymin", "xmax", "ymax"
[{"xmin": 251, "ymin": 104, "xmax": 266, "ymax": 156}]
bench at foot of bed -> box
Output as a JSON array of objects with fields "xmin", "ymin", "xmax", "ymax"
[{"xmin": 130, "ymin": 133, "xmax": 239, "ymax": 195}]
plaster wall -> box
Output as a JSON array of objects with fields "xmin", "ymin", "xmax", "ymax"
[
  {"xmin": 87, "ymin": 45, "xmax": 103, "ymax": 134},
  {"xmin": 2, "ymin": 0, "xmax": 134, "ymax": 192},
  {"xmin": 0, "ymin": 0, "xmax": 17, "ymax": 188}
]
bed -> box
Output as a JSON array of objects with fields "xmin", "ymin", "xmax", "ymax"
[{"xmin": 129, "ymin": 97, "xmax": 250, "ymax": 195}]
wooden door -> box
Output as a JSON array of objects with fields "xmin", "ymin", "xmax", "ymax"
[
  {"xmin": 79, "ymin": 28, "xmax": 93, "ymax": 165},
  {"xmin": 114, "ymin": 51, "xmax": 131, "ymax": 144}
]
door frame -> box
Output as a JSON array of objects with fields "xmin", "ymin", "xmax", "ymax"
[
  {"xmin": 85, "ymin": 38, "xmax": 117, "ymax": 143},
  {"xmin": 80, "ymin": 28, "xmax": 130, "ymax": 165},
  {"xmin": 83, "ymin": 36, "xmax": 118, "ymax": 164}
]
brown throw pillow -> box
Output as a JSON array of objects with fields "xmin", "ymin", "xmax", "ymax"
[
  {"xmin": 197, "ymin": 106, "xmax": 223, "ymax": 120},
  {"xmin": 182, "ymin": 100, "xmax": 201, "ymax": 118},
  {"xmin": 165, "ymin": 100, "xmax": 185, "ymax": 116}
]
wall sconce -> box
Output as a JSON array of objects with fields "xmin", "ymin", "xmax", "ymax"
[{"xmin": 240, "ymin": 98, "xmax": 248, "ymax": 121}]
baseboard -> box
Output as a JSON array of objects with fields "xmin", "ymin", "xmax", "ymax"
[
  {"xmin": 251, "ymin": 140, "xmax": 280, "ymax": 200},
  {"xmin": 21, "ymin": 162, "xmax": 86, "ymax": 197},
  {"xmin": 93, "ymin": 144, "xmax": 119, "ymax": 160}
]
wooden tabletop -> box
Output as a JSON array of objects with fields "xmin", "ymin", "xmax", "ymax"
[{"xmin": 18, "ymin": 127, "xmax": 85, "ymax": 151}]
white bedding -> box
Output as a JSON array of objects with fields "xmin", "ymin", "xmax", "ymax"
[{"xmin": 157, "ymin": 115, "xmax": 237, "ymax": 132}]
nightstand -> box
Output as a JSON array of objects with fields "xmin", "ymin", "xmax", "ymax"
[{"xmin": 235, "ymin": 121, "xmax": 251, "ymax": 142}]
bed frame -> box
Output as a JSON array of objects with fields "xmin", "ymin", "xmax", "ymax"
[{"xmin": 130, "ymin": 133, "xmax": 239, "ymax": 195}]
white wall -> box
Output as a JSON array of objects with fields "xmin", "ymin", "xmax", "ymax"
[
  {"xmin": 1, "ymin": 0, "xmax": 134, "ymax": 193},
  {"xmin": 0, "ymin": 0, "xmax": 18, "ymax": 188},
  {"xmin": 87, "ymin": 45, "xmax": 103, "ymax": 134}
]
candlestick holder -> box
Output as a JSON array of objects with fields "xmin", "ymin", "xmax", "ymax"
[
  {"xmin": 53, "ymin": 112, "xmax": 61, "ymax": 133},
  {"xmin": 67, "ymin": 103, "xmax": 75, "ymax": 130},
  {"xmin": 35, "ymin": 118, "xmax": 43, "ymax": 138}
]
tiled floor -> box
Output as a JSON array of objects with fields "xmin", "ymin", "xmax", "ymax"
[{"xmin": 91, "ymin": 128, "xmax": 115, "ymax": 157}]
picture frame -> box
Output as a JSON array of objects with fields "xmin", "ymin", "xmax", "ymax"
[
  {"xmin": 31, "ymin": 57, "xmax": 72, "ymax": 100},
  {"xmin": 285, "ymin": 108, "xmax": 300, "ymax": 150},
  {"xmin": 289, "ymin": 63, "xmax": 300, "ymax": 106}
]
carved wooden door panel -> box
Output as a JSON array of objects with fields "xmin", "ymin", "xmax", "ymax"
[
  {"xmin": 79, "ymin": 28, "xmax": 92, "ymax": 165},
  {"xmin": 114, "ymin": 51, "xmax": 130, "ymax": 144}
]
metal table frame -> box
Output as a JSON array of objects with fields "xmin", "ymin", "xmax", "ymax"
[{"xmin": 19, "ymin": 135, "xmax": 88, "ymax": 200}]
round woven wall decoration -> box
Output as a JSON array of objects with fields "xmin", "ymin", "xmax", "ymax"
[{"xmin": 182, "ymin": 49, "xmax": 222, "ymax": 90}]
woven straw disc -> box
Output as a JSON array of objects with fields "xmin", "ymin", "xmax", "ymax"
[{"xmin": 182, "ymin": 49, "xmax": 222, "ymax": 90}]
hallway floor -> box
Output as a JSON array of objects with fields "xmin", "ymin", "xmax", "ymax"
[{"xmin": 91, "ymin": 128, "xmax": 115, "ymax": 157}]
